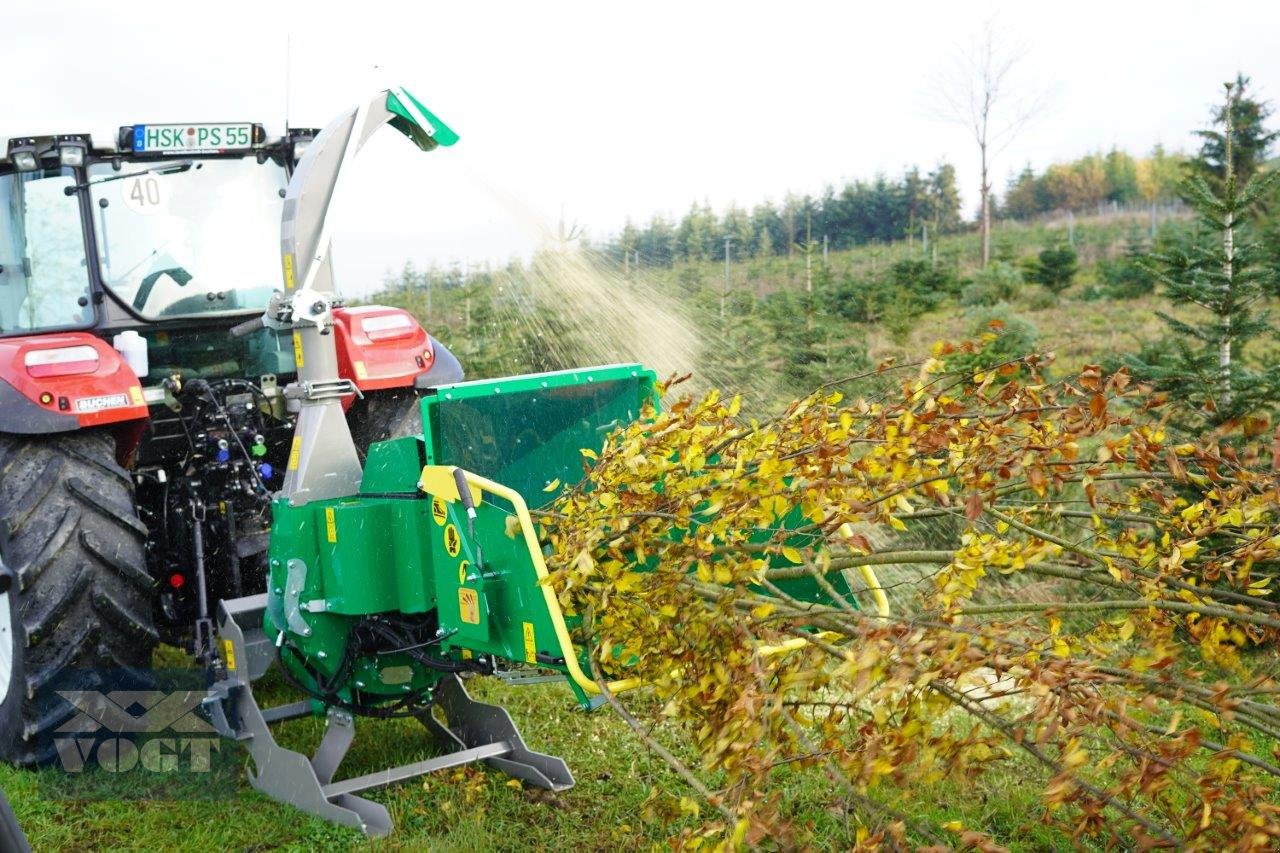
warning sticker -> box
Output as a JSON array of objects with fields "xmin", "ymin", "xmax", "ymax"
[
  {"xmin": 287, "ymin": 436, "xmax": 302, "ymax": 471},
  {"xmin": 444, "ymin": 523, "xmax": 461, "ymax": 558},
  {"xmin": 292, "ymin": 331, "xmax": 305, "ymax": 368},
  {"xmin": 523, "ymin": 622, "xmax": 537, "ymax": 664},
  {"xmin": 457, "ymin": 560, "xmax": 469, "ymax": 584},
  {"xmin": 459, "ymin": 588, "xmax": 480, "ymax": 625},
  {"xmin": 431, "ymin": 497, "xmax": 448, "ymax": 526},
  {"xmin": 354, "ymin": 360, "xmax": 368, "ymax": 380},
  {"xmin": 128, "ymin": 386, "xmax": 145, "ymax": 406},
  {"xmin": 222, "ymin": 638, "xmax": 237, "ymax": 671},
  {"xmin": 325, "ymin": 506, "xmax": 337, "ymax": 543},
  {"xmin": 283, "ymin": 253, "xmax": 296, "ymax": 290}
]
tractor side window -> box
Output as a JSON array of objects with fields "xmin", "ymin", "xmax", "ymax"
[{"xmin": 0, "ymin": 169, "xmax": 94, "ymax": 334}]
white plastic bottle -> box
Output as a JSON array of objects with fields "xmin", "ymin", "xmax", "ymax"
[{"xmin": 112, "ymin": 330, "xmax": 150, "ymax": 378}]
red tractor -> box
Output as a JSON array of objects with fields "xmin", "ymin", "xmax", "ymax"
[{"xmin": 0, "ymin": 109, "xmax": 461, "ymax": 764}]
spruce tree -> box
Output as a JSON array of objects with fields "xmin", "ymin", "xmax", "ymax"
[
  {"xmin": 1192, "ymin": 73, "xmax": 1278, "ymax": 185},
  {"xmin": 1127, "ymin": 81, "xmax": 1280, "ymax": 427}
]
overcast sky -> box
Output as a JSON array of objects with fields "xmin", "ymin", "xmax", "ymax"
[{"xmin": 9, "ymin": 1, "xmax": 1280, "ymax": 294}]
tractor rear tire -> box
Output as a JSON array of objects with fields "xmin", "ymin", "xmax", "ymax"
[{"xmin": 0, "ymin": 430, "xmax": 157, "ymax": 767}]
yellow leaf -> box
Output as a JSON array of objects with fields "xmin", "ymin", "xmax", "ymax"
[
  {"xmin": 543, "ymin": 479, "xmax": 562, "ymax": 493},
  {"xmin": 1119, "ymin": 618, "xmax": 1135, "ymax": 641},
  {"xmin": 679, "ymin": 797, "xmax": 701, "ymax": 818},
  {"xmin": 781, "ymin": 546, "xmax": 803, "ymax": 564},
  {"xmin": 597, "ymin": 492, "xmax": 616, "ymax": 509},
  {"xmin": 751, "ymin": 603, "xmax": 776, "ymax": 619},
  {"xmin": 614, "ymin": 572, "xmax": 645, "ymax": 593}
]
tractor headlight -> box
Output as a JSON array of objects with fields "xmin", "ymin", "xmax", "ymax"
[
  {"xmin": 57, "ymin": 137, "xmax": 88, "ymax": 168},
  {"xmin": 7, "ymin": 139, "xmax": 39, "ymax": 172}
]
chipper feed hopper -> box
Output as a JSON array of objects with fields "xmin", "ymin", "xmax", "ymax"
[{"xmin": 201, "ymin": 87, "xmax": 876, "ymax": 836}]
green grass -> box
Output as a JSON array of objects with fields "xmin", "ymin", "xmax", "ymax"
[{"xmin": 4, "ymin": 646, "xmax": 1066, "ymax": 851}]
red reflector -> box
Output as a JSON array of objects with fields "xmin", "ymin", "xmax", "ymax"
[
  {"xmin": 168, "ymin": 573, "xmax": 185, "ymax": 589},
  {"xmin": 27, "ymin": 361, "xmax": 99, "ymax": 378}
]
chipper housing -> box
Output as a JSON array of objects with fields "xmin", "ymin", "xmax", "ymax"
[{"xmin": 264, "ymin": 364, "xmax": 660, "ymax": 712}]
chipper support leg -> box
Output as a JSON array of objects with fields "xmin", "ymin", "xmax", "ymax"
[{"xmin": 207, "ymin": 597, "xmax": 574, "ymax": 837}]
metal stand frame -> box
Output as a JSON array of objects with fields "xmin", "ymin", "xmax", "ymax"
[{"xmin": 205, "ymin": 595, "xmax": 573, "ymax": 836}]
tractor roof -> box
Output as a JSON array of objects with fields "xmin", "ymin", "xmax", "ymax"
[{"xmin": 2, "ymin": 122, "xmax": 318, "ymax": 171}]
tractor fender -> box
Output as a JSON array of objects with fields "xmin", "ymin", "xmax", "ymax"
[
  {"xmin": 0, "ymin": 333, "xmax": 148, "ymax": 435},
  {"xmin": 332, "ymin": 306, "xmax": 462, "ymax": 393},
  {"xmin": 415, "ymin": 335, "xmax": 463, "ymax": 389}
]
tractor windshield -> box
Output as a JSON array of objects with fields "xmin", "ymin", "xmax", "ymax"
[
  {"xmin": 89, "ymin": 157, "xmax": 287, "ymax": 319},
  {"xmin": 0, "ymin": 167, "xmax": 95, "ymax": 333}
]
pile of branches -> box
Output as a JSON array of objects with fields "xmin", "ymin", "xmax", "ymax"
[{"xmin": 536, "ymin": 339, "xmax": 1280, "ymax": 849}]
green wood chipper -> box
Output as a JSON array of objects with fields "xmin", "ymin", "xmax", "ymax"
[{"xmin": 193, "ymin": 86, "xmax": 882, "ymax": 836}]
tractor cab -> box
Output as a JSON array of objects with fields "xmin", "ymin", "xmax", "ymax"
[
  {"xmin": 0, "ymin": 101, "xmax": 462, "ymax": 662},
  {"xmin": 1, "ymin": 125, "xmax": 315, "ymax": 338}
]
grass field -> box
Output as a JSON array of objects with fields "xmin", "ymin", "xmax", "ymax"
[{"xmin": 4, "ymin": 643, "xmax": 1076, "ymax": 851}]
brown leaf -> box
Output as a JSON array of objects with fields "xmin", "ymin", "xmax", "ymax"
[{"xmin": 965, "ymin": 492, "xmax": 984, "ymax": 522}]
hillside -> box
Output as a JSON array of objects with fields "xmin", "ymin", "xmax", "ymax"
[{"xmin": 373, "ymin": 207, "xmax": 1239, "ymax": 408}]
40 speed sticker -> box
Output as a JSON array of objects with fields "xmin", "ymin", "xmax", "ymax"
[{"xmin": 75, "ymin": 393, "xmax": 130, "ymax": 413}]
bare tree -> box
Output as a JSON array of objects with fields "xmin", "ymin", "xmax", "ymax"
[{"xmin": 929, "ymin": 20, "xmax": 1049, "ymax": 266}]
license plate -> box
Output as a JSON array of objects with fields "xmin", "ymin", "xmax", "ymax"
[
  {"xmin": 131, "ymin": 123, "xmax": 254, "ymax": 153},
  {"xmin": 75, "ymin": 393, "xmax": 129, "ymax": 413}
]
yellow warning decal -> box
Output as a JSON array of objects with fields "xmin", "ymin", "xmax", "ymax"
[
  {"xmin": 223, "ymin": 638, "xmax": 237, "ymax": 671},
  {"xmin": 461, "ymin": 648, "xmax": 472, "ymax": 660},
  {"xmin": 523, "ymin": 622, "xmax": 537, "ymax": 664},
  {"xmin": 459, "ymin": 588, "xmax": 480, "ymax": 625},
  {"xmin": 444, "ymin": 523, "xmax": 461, "ymax": 558},
  {"xmin": 287, "ymin": 436, "xmax": 302, "ymax": 470},
  {"xmin": 457, "ymin": 560, "xmax": 469, "ymax": 584},
  {"xmin": 128, "ymin": 386, "xmax": 145, "ymax": 406},
  {"xmin": 292, "ymin": 331, "xmax": 305, "ymax": 368},
  {"xmin": 431, "ymin": 497, "xmax": 448, "ymax": 526},
  {"xmin": 325, "ymin": 507, "xmax": 337, "ymax": 543},
  {"xmin": 353, "ymin": 360, "xmax": 368, "ymax": 380},
  {"xmin": 283, "ymin": 253, "xmax": 296, "ymax": 290}
]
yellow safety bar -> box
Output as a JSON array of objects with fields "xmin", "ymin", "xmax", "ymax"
[
  {"xmin": 420, "ymin": 466, "xmax": 890, "ymax": 697},
  {"xmin": 839, "ymin": 523, "xmax": 891, "ymax": 617}
]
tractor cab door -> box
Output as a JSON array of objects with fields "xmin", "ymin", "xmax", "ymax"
[{"xmin": 0, "ymin": 168, "xmax": 94, "ymax": 333}]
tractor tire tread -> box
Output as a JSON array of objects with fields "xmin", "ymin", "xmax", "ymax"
[
  {"xmin": 15, "ymin": 504, "xmax": 78, "ymax": 592},
  {"xmin": 21, "ymin": 565, "xmax": 90, "ymax": 647},
  {"xmin": 0, "ymin": 430, "xmax": 156, "ymax": 767},
  {"xmin": 81, "ymin": 529, "xmax": 155, "ymax": 592}
]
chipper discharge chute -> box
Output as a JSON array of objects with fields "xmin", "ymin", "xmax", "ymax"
[{"xmin": 202, "ymin": 87, "xmax": 879, "ymax": 837}]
